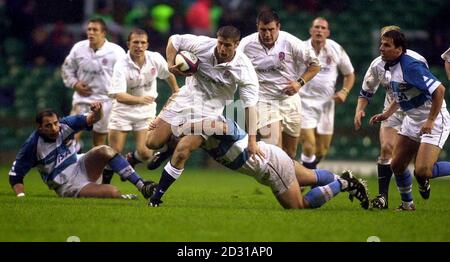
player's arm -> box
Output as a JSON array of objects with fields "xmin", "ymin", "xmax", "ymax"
[
  {"xmin": 61, "ymin": 51, "xmax": 92, "ymax": 97},
  {"xmin": 334, "ymin": 72, "xmax": 355, "ymax": 104},
  {"xmin": 354, "ymin": 97, "xmax": 369, "ymax": 130},
  {"xmin": 445, "ymin": 60, "xmax": 450, "ymax": 84},
  {"xmin": 369, "ymin": 101, "xmax": 399, "ymax": 125},
  {"xmin": 164, "ymin": 73, "xmax": 180, "ymax": 94},
  {"xmin": 421, "ymin": 84, "xmax": 445, "ymax": 134},
  {"xmin": 86, "ymin": 101, "xmax": 103, "ymax": 126},
  {"xmin": 9, "ymin": 138, "xmax": 37, "ymax": 197},
  {"xmin": 113, "ymin": 93, "xmax": 155, "ymax": 105},
  {"xmin": 245, "ymin": 106, "xmax": 264, "ymax": 160}
]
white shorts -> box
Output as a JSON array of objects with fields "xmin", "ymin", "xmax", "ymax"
[
  {"xmin": 240, "ymin": 141, "xmax": 295, "ymax": 195},
  {"xmin": 257, "ymin": 95, "xmax": 302, "ymax": 137},
  {"xmin": 54, "ymin": 154, "xmax": 100, "ymax": 197},
  {"xmin": 399, "ymin": 109, "xmax": 450, "ymax": 148},
  {"xmin": 71, "ymin": 100, "xmax": 112, "ymax": 134},
  {"xmin": 109, "ymin": 114, "xmax": 154, "ymax": 131},
  {"xmin": 381, "ymin": 110, "xmax": 405, "ymax": 131},
  {"xmin": 301, "ymin": 98, "xmax": 334, "ymax": 135}
]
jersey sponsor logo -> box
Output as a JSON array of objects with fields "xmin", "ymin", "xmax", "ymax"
[
  {"xmin": 278, "ymin": 52, "xmax": 285, "ymax": 61},
  {"xmin": 223, "ymin": 70, "xmax": 231, "ymax": 79}
]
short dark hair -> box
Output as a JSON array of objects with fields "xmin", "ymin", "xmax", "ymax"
[
  {"xmin": 88, "ymin": 18, "xmax": 107, "ymax": 33},
  {"xmin": 36, "ymin": 109, "xmax": 58, "ymax": 125},
  {"xmin": 382, "ymin": 30, "xmax": 407, "ymax": 54},
  {"xmin": 256, "ymin": 10, "xmax": 280, "ymax": 24},
  {"xmin": 217, "ymin": 26, "xmax": 241, "ymax": 41},
  {"xmin": 127, "ymin": 28, "xmax": 148, "ymax": 42}
]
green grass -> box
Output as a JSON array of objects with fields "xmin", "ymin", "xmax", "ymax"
[{"xmin": 0, "ymin": 166, "xmax": 449, "ymax": 242}]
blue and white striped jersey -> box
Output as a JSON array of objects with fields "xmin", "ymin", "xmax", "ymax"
[
  {"xmin": 201, "ymin": 118, "xmax": 249, "ymax": 171},
  {"xmin": 387, "ymin": 53, "xmax": 445, "ymax": 121},
  {"xmin": 8, "ymin": 115, "xmax": 91, "ymax": 188}
]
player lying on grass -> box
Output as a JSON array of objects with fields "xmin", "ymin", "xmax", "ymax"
[
  {"xmin": 145, "ymin": 117, "xmax": 369, "ymax": 209},
  {"xmin": 8, "ymin": 102, "xmax": 157, "ymax": 199}
]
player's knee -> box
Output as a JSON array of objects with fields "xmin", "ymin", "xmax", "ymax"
[
  {"xmin": 146, "ymin": 137, "xmax": 163, "ymax": 150},
  {"xmin": 93, "ymin": 145, "xmax": 117, "ymax": 159},
  {"xmin": 414, "ymin": 164, "xmax": 432, "ymax": 179}
]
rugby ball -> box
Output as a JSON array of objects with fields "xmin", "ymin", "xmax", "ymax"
[{"xmin": 175, "ymin": 51, "xmax": 199, "ymax": 73}]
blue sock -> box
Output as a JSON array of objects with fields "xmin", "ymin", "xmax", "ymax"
[
  {"xmin": 432, "ymin": 162, "xmax": 450, "ymax": 178},
  {"xmin": 304, "ymin": 180, "xmax": 341, "ymax": 208},
  {"xmin": 395, "ymin": 170, "xmax": 413, "ymax": 203},
  {"xmin": 108, "ymin": 154, "xmax": 143, "ymax": 189},
  {"xmin": 314, "ymin": 169, "xmax": 338, "ymax": 186},
  {"xmin": 152, "ymin": 162, "xmax": 183, "ymax": 200}
]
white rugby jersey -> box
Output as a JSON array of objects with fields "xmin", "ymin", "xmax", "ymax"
[
  {"xmin": 299, "ymin": 39, "xmax": 354, "ymax": 100},
  {"xmin": 170, "ymin": 34, "xmax": 259, "ymax": 117},
  {"xmin": 384, "ymin": 53, "xmax": 446, "ymax": 121},
  {"xmin": 109, "ymin": 50, "xmax": 171, "ymax": 119},
  {"xmin": 238, "ymin": 31, "xmax": 319, "ymax": 100},
  {"xmin": 442, "ymin": 47, "xmax": 450, "ymax": 62},
  {"xmin": 8, "ymin": 115, "xmax": 91, "ymax": 189},
  {"xmin": 361, "ymin": 50, "xmax": 427, "ymax": 110},
  {"xmin": 61, "ymin": 39, "xmax": 126, "ymax": 105}
]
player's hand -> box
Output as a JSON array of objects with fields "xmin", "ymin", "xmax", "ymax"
[
  {"xmin": 369, "ymin": 113, "xmax": 388, "ymax": 125},
  {"xmin": 141, "ymin": 96, "xmax": 155, "ymax": 104},
  {"xmin": 354, "ymin": 110, "xmax": 365, "ymax": 130},
  {"xmin": 420, "ymin": 119, "xmax": 434, "ymax": 135},
  {"xmin": 248, "ymin": 141, "xmax": 265, "ymax": 161},
  {"xmin": 282, "ymin": 81, "xmax": 301, "ymax": 96},
  {"xmin": 74, "ymin": 81, "xmax": 92, "ymax": 97},
  {"xmin": 148, "ymin": 117, "xmax": 162, "ymax": 131},
  {"xmin": 333, "ymin": 90, "xmax": 348, "ymax": 104},
  {"xmin": 89, "ymin": 101, "xmax": 102, "ymax": 112},
  {"xmin": 169, "ymin": 63, "xmax": 193, "ymax": 77}
]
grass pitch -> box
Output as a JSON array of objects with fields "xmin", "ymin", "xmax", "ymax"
[{"xmin": 0, "ymin": 166, "xmax": 449, "ymax": 242}]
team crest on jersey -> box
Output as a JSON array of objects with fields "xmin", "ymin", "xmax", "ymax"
[
  {"xmin": 326, "ymin": 56, "xmax": 332, "ymax": 65},
  {"xmin": 278, "ymin": 52, "xmax": 285, "ymax": 61},
  {"xmin": 102, "ymin": 58, "xmax": 108, "ymax": 65},
  {"xmin": 223, "ymin": 70, "xmax": 231, "ymax": 79},
  {"xmin": 150, "ymin": 67, "xmax": 156, "ymax": 76}
]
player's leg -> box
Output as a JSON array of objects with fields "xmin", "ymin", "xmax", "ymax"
[
  {"xmin": 83, "ymin": 145, "xmax": 156, "ymax": 198},
  {"xmin": 78, "ymin": 183, "xmax": 122, "ymax": 198},
  {"xmin": 132, "ymin": 129, "xmax": 154, "ymax": 164},
  {"xmin": 315, "ymin": 134, "xmax": 332, "ymax": 163},
  {"xmin": 314, "ymin": 100, "xmax": 334, "ymax": 165},
  {"xmin": 275, "ymin": 180, "xmax": 307, "ymax": 209},
  {"xmin": 146, "ymin": 117, "xmax": 173, "ymax": 150},
  {"xmin": 293, "ymin": 161, "xmax": 338, "ymax": 186},
  {"xmin": 390, "ymin": 135, "xmax": 418, "ymax": 211},
  {"xmin": 149, "ymin": 135, "xmax": 205, "ymax": 206},
  {"xmin": 414, "ymin": 111, "xmax": 450, "ymax": 199},
  {"xmin": 300, "ymin": 128, "xmax": 317, "ymax": 169},
  {"xmin": 259, "ymin": 121, "xmax": 282, "ymax": 147},
  {"xmin": 371, "ymin": 126, "xmax": 398, "ymax": 208},
  {"xmin": 104, "ymin": 130, "xmax": 128, "ymax": 183},
  {"xmin": 282, "ymin": 132, "xmax": 298, "ymax": 159}
]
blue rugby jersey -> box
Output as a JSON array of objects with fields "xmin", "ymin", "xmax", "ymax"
[
  {"xmin": 8, "ymin": 115, "xmax": 91, "ymax": 188},
  {"xmin": 387, "ymin": 53, "xmax": 446, "ymax": 121},
  {"xmin": 201, "ymin": 118, "xmax": 249, "ymax": 171}
]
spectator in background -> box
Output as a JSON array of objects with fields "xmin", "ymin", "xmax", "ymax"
[
  {"xmin": 27, "ymin": 25, "xmax": 52, "ymax": 66},
  {"xmin": 186, "ymin": 0, "xmax": 212, "ymax": 36}
]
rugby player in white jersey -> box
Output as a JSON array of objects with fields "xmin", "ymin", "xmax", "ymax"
[
  {"xmin": 238, "ymin": 10, "xmax": 320, "ymax": 159},
  {"xmin": 61, "ymin": 18, "xmax": 125, "ymax": 152},
  {"xmin": 8, "ymin": 102, "xmax": 156, "ymax": 199},
  {"xmin": 355, "ymin": 26, "xmax": 428, "ymax": 210},
  {"xmin": 145, "ymin": 26, "xmax": 263, "ymax": 207},
  {"xmin": 108, "ymin": 29, "xmax": 179, "ymax": 176},
  {"xmin": 298, "ymin": 17, "xmax": 355, "ymax": 169},
  {"xmin": 369, "ymin": 30, "xmax": 450, "ymax": 211}
]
